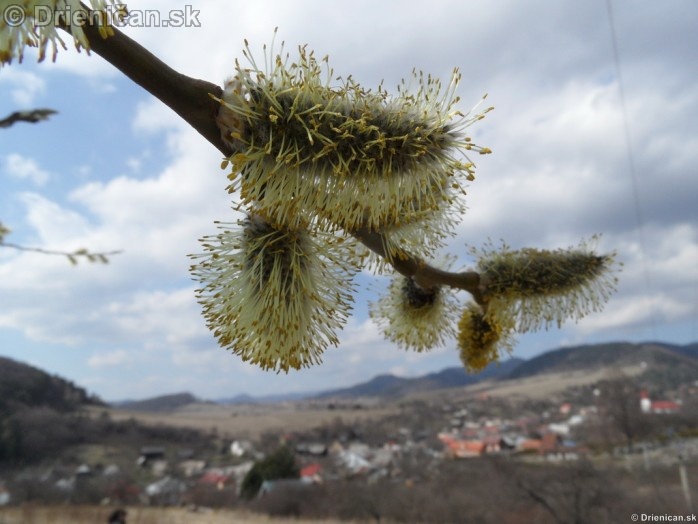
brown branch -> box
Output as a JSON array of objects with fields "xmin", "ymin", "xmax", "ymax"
[
  {"xmin": 75, "ymin": 22, "xmax": 223, "ymax": 149},
  {"xmin": 68, "ymin": 22, "xmax": 484, "ymax": 301},
  {"xmin": 353, "ymin": 227, "xmax": 485, "ymax": 302}
]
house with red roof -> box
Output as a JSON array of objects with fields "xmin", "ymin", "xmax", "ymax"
[
  {"xmin": 199, "ymin": 470, "xmax": 234, "ymax": 490},
  {"xmin": 300, "ymin": 463, "xmax": 322, "ymax": 483},
  {"xmin": 640, "ymin": 391, "xmax": 681, "ymax": 414},
  {"xmin": 539, "ymin": 432, "xmax": 587, "ymax": 461},
  {"xmin": 438, "ymin": 434, "xmax": 486, "ymax": 458},
  {"xmin": 517, "ymin": 438, "xmax": 543, "ymax": 453}
]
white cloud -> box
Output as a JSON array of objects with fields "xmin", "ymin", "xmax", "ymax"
[
  {"xmin": 132, "ymin": 99, "xmax": 184, "ymax": 135},
  {"xmin": 88, "ymin": 349, "xmax": 131, "ymax": 368},
  {"xmin": 0, "ymin": 69, "xmax": 46, "ymax": 106},
  {"xmin": 4, "ymin": 154, "xmax": 51, "ymax": 186},
  {"xmin": 0, "ymin": 115, "xmax": 233, "ymax": 348},
  {"xmin": 104, "ymin": 287, "xmax": 209, "ymax": 350},
  {"xmin": 577, "ymin": 294, "xmax": 691, "ymax": 333},
  {"xmin": 20, "ymin": 193, "xmax": 90, "ymax": 246}
]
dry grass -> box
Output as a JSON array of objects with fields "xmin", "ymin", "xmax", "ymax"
[
  {"xmin": 0, "ymin": 505, "xmax": 357, "ymax": 524},
  {"xmin": 457, "ymin": 363, "xmax": 647, "ymax": 400},
  {"xmin": 94, "ymin": 403, "xmax": 397, "ymax": 439},
  {"xmin": 406, "ymin": 363, "xmax": 647, "ymax": 404}
]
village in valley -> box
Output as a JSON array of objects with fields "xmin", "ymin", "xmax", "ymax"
[
  {"xmin": 128, "ymin": 385, "xmax": 695, "ymax": 504},
  {"xmin": 1, "ymin": 342, "xmax": 697, "ymax": 521},
  {"xmin": 4, "ymin": 377, "xmax": 696, "ymax": 506}
]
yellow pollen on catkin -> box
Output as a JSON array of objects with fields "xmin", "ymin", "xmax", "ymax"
[
  {"xmin": 457, "ymin": 303, "xmax": 514, "ymax": 372},
  {"xmin": 369, "ymin": 257, "xmax": 459, "ymax": 351},
  {"xmin": 189, "ymin": 215, "xmax": 357, "ymax": 372},
  {"xmin": 215, "ymin": 33, "xmax": 493, "ymax": 232},
  {"xmin": 473, "ymin": 238, "xmax": 619, "ymax": 332}
]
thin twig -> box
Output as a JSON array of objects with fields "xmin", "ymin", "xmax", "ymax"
[
  {"xmin": 1, "ymin": 242, "xmax": 122, "ymax": 260},
  {"xmin": 0, "ymin": 109, "xmax": 58, "ymax": 128}
]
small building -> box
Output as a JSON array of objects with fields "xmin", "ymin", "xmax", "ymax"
[
  {"xmin": 199, "ymin": 470, "xmax": 234, "ymax": 491},
  {"xmin": 516, "ymin": 438, "xmax": 543, "ymax": 453},
  {"xmin": 258, "ymin": 478, "xmax": 311, "ymax": 498},
  {"xmin": 145, "ymin": 476, "xmax": 186, "ymax": 505},
  {"xmin": 103, "ymin": 464, "xmax": 121, "ymax": 477},
  {"xmin": 295, "ymin": 442, "xmax": 328, "ymax": 456},
  {"xmin": 179, "ymin": 460, "xmax": 207, "ymax": 477},
  {"xmin": 539, "ymin": 432, "xmax": 587, "ymax": 461},
  {"xmin": 548, "ymin": 422, "xmax": 571, "ymax": 436},
  {"xmin": 438, "ymin": 434, "xmax": 485, "ymax": 458},
  {"xmin": 482, "ymin": 435, "xmax": 510, "ymax": 453},
  {"xmin": 299, "ymin": 463, "xmax": 322, "ymax": 483},
  {"xmin": 230, "ymin": 440, "xmax": 254, "ymax": 457},
  {"xmin": 640, "ymin": 391, "xmax": 681, "ymax": 414},
  {"xmin": 75, "ymin": 464, "xmax": 92, "ymax": 477},
  {"xmin": 138, "ymin": 446, "xmax": 166, "ymax": 466},
  {"xmin": 337, "ymin": 451, "xmax": 372, "ymax": 475}
]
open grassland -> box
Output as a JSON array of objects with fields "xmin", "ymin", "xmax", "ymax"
[
  {"xmin": 458, "ymin": 363, "xmax": 647, "ymax": 400},
  {"xmin": 0, "ymin": 505, "xmax": 357, "ymax": 524},
  {"xmin": 95, "ymin": 402, "xmax": 398, "ymax": 439}
]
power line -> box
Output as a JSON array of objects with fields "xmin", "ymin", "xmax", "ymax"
[{"xmin": 605, "ymin": 0, "xmax": 657, "ymax": 339}]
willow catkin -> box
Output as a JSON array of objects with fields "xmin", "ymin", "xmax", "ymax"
[
  {"xmin": 369, "ymin": 264, "xmax": 459, "ymax": 352},
  {"xmin": 457, "ymin": 303, "xmax": 515, "ymax": 372},
  {"xmin": 216, "ymin": 33, "xmax": 492, "ymax": 232},
  {"xmin": 475, "ymin": 239, "xmax": 619, "ymax": 331},
  {"xmin": 189, "ymin": 215, "xmax": 356, "ymax": 372}
]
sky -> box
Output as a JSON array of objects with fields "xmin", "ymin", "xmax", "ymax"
[{"xmin": 1, "ymin": 0, "xmax": 697, "ymax": 402}]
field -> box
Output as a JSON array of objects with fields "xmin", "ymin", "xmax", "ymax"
[
  {"xmin": 0, "ymin": 505, "xmax": 358, "ymax": 524},
  {"xmin": 95, "ymin": 363, "xmax": 648, "ymax": 437},
  {"xmin": 95, "ymin": 402, "xmax": 398, "ymax": 439},
  {"xmin": 454, "ymin": 362, "xmax": 647, "ymax": 400}
]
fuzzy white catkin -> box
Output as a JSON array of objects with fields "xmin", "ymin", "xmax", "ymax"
[
  {"xmin": 190, "ymin": 215, "xmax": 357, "ymax": 372},
  {"xmin": 215, "ymin": 34, "xmax": 493, "ymax": 235}
]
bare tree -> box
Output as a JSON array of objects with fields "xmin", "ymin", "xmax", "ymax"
[
  {"xmin": 494, "ymin": 459, "xmax": 624, "ymax": 524},
  {"xmin": 597, "ymin": 377, "xmax": 651, "ymax": 452}
]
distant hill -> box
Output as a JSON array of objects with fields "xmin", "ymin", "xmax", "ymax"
[
  {"xmin": 0, "ymin": 357, "xmax": 104, "ymax": 464},
  {"xmin": 116, "ymin": 392, "xmax": 202, "ymax": 412},
  {"xmin": 222, "ymin": 393, "xmax": 258, "ymax": 404},
  {"xmin": 217, "ymin": 392, "xmax": 310, "ymax": 405},
  {"xmin": 506, "ymin": 341, "xmax": 698, "ymax": 380},
  {"xmin": 313, "ymin": 358, "xmax": 524, "ymax": 400},
  {"xmin": 664, "ymin": 341, "xmax": 698, "ymax": 360},
  {"xmin": 0, "ymin": 359, "xmax": 217, "ymax": 466},
  {"xmin": 498, "ymin": 341, "xmax": 698, "ymax": 395},
  {"xmin": 96, "ymin": 340, "xmax": 698, "ymax": 407},
  {"xmin": 0, "ymin": 356, "xmax": 101, "ymax": 412},
  {"xmin": 310, "ymin": 341, "xmax": 698, "ymax": 400}
]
